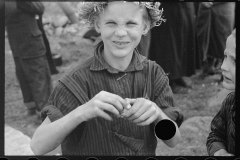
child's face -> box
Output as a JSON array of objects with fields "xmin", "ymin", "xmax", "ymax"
[
  {"xmin": 94, "ymin": 1, "xmax": 149, "ymax": 61},
  {"xmin": 221, "ymin": 33, "xmax": 236, "ymax": 91}
]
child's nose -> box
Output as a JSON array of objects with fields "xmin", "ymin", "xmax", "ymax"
[
  {"xmin": 115, "ymin": 27, "xmax": 127, "ymax": 37},
  {"xmin": 221, "ymin": 59, "xmax": 228, "ymax": 72}
]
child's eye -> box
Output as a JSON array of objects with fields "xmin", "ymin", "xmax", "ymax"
[
  {"xmin": 231, "ymin": 58, "xmax": 236, "ymax": 64},
  {"xmin": 127, "ymin": 22, "xmax": 136, "ymax": 25},
  {"xmin": 106, "ymin": 22, "xmax": 116, "ymax": 24}
]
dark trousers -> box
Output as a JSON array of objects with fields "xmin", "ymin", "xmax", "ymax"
[
  {"xmin": 196, "ymin": 2, "xmax": 235, "ymax": 61},
  {"xmin": 37, "ymin": 15, "xmax": 58, "ymax": 75},
  {"xmin": 13, "ymin": 55, "xmax": 53, "ymax": 111}
]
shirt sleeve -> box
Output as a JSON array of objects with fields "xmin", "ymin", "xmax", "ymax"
[
  {"xmin": 206, "ymin": 99, "xmax": 228, "ymax": 156},
  {"xmin": 153, "ymin": 65, "xmax": 184, "ymax": 127},
  {"xmin": 41, "ymin": 81, "xmax": 80, "ymax": 122}
]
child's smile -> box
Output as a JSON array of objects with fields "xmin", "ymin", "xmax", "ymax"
[
  {"xmin": 112, "ymin": 41, "xmax": 130, "ymax": 48},
  {"xmin": 94, "ymin": 1, "xmax": 149, "ymax": 71}
]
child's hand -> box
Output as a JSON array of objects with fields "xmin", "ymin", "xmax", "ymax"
[
  {"xmin": 119, "ymin": 99, "xmax": 132, "ymax": 116},
  {"xmin": 214, "ymin": 149, "xmax": 234, "ymax": 156},
  {"xmin": 120, "ymin": 98, "xmax": 160, "ymax": 126},
  {"xmin": 76, "ymin": 91, "xmax": 129, "ymax": 122}
]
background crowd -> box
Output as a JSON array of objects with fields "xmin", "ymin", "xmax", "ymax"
[{"xmin": 148, "ymin": 2, "xmax": 235, "ymax": 94}]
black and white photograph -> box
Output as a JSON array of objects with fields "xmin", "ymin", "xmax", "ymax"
[{"xmin": 3, "ymin": 1, "xmax": 237, "ymax": 158}]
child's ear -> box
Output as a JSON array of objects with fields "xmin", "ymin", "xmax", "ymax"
[
  {"xmin": 142, "ymin": 22, "xmax": 150, "ymax": 35},
  {"xmin": 94, "ymin": 17, "xmax": 101, "ymax": 33}
]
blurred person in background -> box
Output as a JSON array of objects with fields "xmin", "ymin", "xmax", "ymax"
[
  {"xmin": 148, "ymin": 2, "xmax": 196, "ymax": 94},
  {"xmin": 36, "ymin": 2, "xmax": 79, "ymax": 75},
  {"xmin": 57, "ymin": 2, "xmax": 78, "ymax": 24},
  {"xmin": 5, "ymin": 1, "xmax": 53, "ymax": 119},
  {"xmin": 36, "ymin": 14, "xmax": 59, "ymax": 75},
  {"xmin": 196, "ymin": 2, "xmax": 235, "ymax": 77}
]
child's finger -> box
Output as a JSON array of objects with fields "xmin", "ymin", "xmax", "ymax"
[
  {"xmin": 125, "ymin": 98, "xmax": 136, "ymax": 105},
  {"xmin": 99, "ymin": 101, "xmax": 120, "ymax": 116},
  {"xmin": 97, "ymin": 109, "xmax": 113, "ymax": 121},
  {"xmin": 102, "ymin": 92, "xmax": 128, "ymax": 111},
  {"xmin": 121, "ymin": 100, "xmax": 141, "ymax": 118},
  {"xmin": 113, "ymin": 95, "xmax": 130, "ymax": 110},
  {"xmin": 132, "ymin": 108, "xmax": 155, "ymax": 124}
]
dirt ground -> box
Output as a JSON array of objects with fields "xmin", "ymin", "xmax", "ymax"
[{"xmin": 4, "ymin": 2, "xmax": 225, "ymax": 156}]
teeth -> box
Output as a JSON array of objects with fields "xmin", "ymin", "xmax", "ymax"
[{"xmin": 114, "ymin": 41, "xmax": 128, "ymax": 45}]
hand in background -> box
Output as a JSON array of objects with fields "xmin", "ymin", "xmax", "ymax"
[
  {"xmin": 214, "ymin": 149, "xmax": 234, "ymax": 156},
  {"xmin": 202, "ymin": 2, "xmax": 213, "ymax": 8}
]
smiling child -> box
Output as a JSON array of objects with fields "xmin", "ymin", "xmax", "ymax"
[{"xmin": 30, "ymin": 1, "xmax": 183, "ymax": 155}]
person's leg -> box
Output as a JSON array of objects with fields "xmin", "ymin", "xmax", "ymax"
[
  {"xmin": 169, "ymin": 78, "xmax": 189, "ymax": 94},
  {"xmin": 209, "ymin": 3, "xmax": 235, "ymax": 60},
  {"xmin": 196, "ymin": 4, "xmax": 212, "ymax": 63},
  {"xmin": 21, "ymin": 55, "xmax": 53, "ymax": 113},
  {"xmin": 169, "ymin": 3, "xmax": 194, "ymax": 93},
  {"xmin": 202, "ymin": 3, "xmax": 235, "ymax": 77},
  {"xmin": 196, "ymin": 4, "xmax": 216, "ymax": 77},
  {"xmin": 37, "ymin": 15, "xmax": 59, "ymax": 75},
  {"xmin": 13, "ymin": 57, "xmax": 36, "ymax": 115},
  {"xmin": 43, "ymin": 33, "xmax": 59, "ymax": 75}
]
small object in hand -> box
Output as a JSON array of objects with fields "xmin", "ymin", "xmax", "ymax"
[
  {"xmin": 119, "ymin": 104, "xmax": 131, "ymax": 118},
  {"xmin": 126, "ymin": 104, "xmax": 131, "ymax": 109}
]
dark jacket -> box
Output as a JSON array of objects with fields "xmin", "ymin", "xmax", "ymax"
[
  {"xmin": 5, "ymin": 1, "xmax": 46, "ymax": 58},
  {"xmin": 206, "ymin": 92, "xmax": 235, "ymax": 155}
]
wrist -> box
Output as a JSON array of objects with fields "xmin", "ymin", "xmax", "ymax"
[
  {"xmin": 156, "ymin": 107, "xmax": 170, "ymax": 122},
  {"xmin": 68, "ymin": 106, "xmax": 85, "ymax": 124}
]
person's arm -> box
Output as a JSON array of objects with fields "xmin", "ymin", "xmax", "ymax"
[
  {"xmin": 31, "ymin": 82, "xmax": 129, "ymax": 155},
  {"xmin": 57, "ymin": 2, "xmax": 78, "ymax": 24},
  {"xmin": 154, "ymin": 107, "xmax": 181, "ymax": 148},
  {"xmin": 121, "ymin": 98, "xmax": 181, "ymax": 148},
  {"xmin": 121, "ymin": 65, "xmax": 182, "ymax": 148},
  {"xmin": 153, "ymin": 66, "xmax": 183, "ymax": 147},
  {"xmin": 206, "ymin": 101, "xmax": 228, "ymax": 156},
  {"xmin": 30, "ymin": 109, "xmax": 86, "ymax": 155},
  {"xmin": 16, "ymin": 1, "xmax": 44, "ymax": 15}
]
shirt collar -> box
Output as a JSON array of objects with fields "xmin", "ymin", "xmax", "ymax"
[{"xmin": 90, "ymin": 41, "xmax": 146, "ymax": 73}]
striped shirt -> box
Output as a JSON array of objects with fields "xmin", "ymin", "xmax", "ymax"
[
  {"xmin": 42, "ymin": 42, "xmax": 184, "ymax": 156},
  {"xmin": 206, "ymin": 92, "xmax": 235, "ymax": 155}
]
